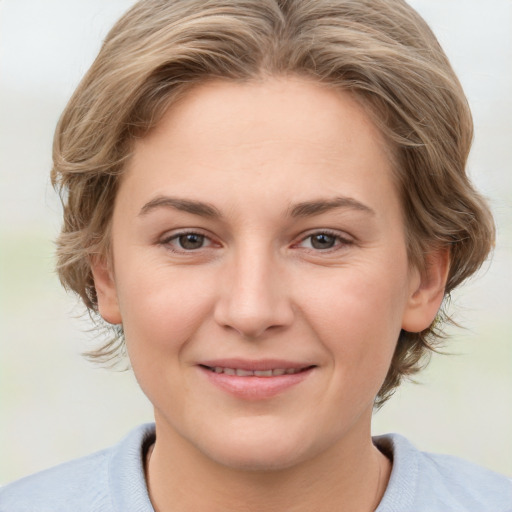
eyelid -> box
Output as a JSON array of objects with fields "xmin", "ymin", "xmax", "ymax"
[
  {"xmin": 159, "ymin": 229, "xmax": 220, "ymax": 252},
  {"xmin": 157, "ymin": 227, "xmax": 354, "ymax": 253},
  {"xmin": 294, "ymin": 229, "xmax": 354, "ymax": 250}
]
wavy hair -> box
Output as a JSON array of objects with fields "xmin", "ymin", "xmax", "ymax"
[{"xmin": 52, "ymin": 0, "xmax": 495, "ymax": 407}]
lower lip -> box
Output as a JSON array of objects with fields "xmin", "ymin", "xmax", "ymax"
[{"xmin": 198, "ymin": 366, "xmax": 314, "ymax": 400}]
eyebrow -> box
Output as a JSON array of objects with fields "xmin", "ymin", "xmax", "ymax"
[
  {"xmin": 139, "ymin": 195, "xmax": 375, "ymax": 219},
  {"xmin": 289, "ymin": 197, "xmax": 375, "ymax": 217},
  {"xmin": 139, "ymin": 196, "xmax": 222, "ymax": 218}
]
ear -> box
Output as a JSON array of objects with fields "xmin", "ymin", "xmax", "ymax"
[
  {"xmin": 90, "ymin": 255, "xmax": 122, "ymax": 325},
  {"xmin": 401, "ymin": 248, "xmax": 450, "ymax": 333}
]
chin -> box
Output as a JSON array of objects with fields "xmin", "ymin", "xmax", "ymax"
[
  {"xmin": 207, "ymin": 443, "xmax": 307, "ymax": 472},
  {"xmin": 195, "ymin": 423, "xmax": 320, "ymax": 472}
]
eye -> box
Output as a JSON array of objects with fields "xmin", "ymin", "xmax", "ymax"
[
  {"xmin": 308, "ymin": 233, "xmax": 337, "ymax": 250},
  {"xmin": 161, "ymin": 231, "xmax": 216, "ymax": 252},
  {"xmin": 297, "ymin": 231, "xmax": 351, "ymax": 251},
  {"xmin": 176, "ymin": 233, "xmax": 206, "ymax": 250}
]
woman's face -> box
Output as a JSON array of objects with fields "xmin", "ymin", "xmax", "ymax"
[{"xmin": 93, "ymin": 78, "xmax": 441, "ymax": 470}]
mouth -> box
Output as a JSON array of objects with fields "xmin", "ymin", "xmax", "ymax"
[
  {"xmin": 199, "ymin": 365, "xmax": 314, "ymax": 377},
  {"xmin": 197, "ymin": 360, "xmax": 316, "ymax": 400}
]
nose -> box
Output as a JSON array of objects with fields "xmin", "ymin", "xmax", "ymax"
[{"xmin": 213, "ymin": 246, "xmax": 294, "ymax": 339}]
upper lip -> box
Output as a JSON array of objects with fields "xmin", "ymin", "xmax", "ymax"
[{"xmin": 198, "ymin": 359, "xmax": 315, "ymax": 371}]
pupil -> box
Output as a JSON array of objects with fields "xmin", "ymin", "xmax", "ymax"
[
  {"xmin": 311, "ymin": 233, "xmax": 335, "ymax": 249},
  {"xmin": 179, "ymin": 233, "xmax": 204, "ymax": 250}
]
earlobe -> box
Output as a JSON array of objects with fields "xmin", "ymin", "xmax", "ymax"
[
  {"xmin": 401, "ymin": 248, "xmax": 450, "ymax": 333},
  {"xmin": 90, "ymin": 255, "xmax": 122, "ymax": 325}
]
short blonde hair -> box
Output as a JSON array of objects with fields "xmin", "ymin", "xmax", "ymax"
[{"xmin": 52, "ymin": 0, "xmax": 495, "ymax": 407}]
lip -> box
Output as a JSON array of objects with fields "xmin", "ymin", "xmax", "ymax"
[
  {"xmin": 199, "ymin": 358, "xmax": 313, "ymax": 371},
  {"xmin": 197, "ymin": 359, "xmax": 316, "ymax": 400}
]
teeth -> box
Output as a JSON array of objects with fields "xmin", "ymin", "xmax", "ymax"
[
  {"xmin": 236, "ymin": 369, "xmax": 253, "ymax": 376},
  {"xmin": 209, "ymin": 366, "xmax": 305, "ymax": 376},
  {"xmin": 254, "ymin": 370, "xmax": 273, "ymax": 377}
]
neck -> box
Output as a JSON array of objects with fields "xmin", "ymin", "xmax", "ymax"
[{"xmin": 146, "ymin": 417, "xmax": 391, "ymax": 512}]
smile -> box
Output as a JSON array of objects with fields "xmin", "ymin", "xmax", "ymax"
[
  {"xmin": 201, "ymin": 366, "xmax": 310, "ymax": 376},
  {"xmin": 198, "ymin": 362, "xmax": 316, "ymax": 400}
]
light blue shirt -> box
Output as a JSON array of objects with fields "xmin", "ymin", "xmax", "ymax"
[{"xmin": 1, "ymin": 423, "xmax": 511, "ymax": 511}]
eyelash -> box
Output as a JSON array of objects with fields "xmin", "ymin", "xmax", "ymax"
[
  {"xmin": 294, "ymin": 229, "xmax": 353, "ymax": 252},
  {"xmin": 160, "ymin": 231, "xmax": 216, "ymax": 253},
  {"xmin": 160, "ymin": 229, "xmax": 353, "ymax": 255}
]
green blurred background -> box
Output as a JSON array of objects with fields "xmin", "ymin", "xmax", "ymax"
[{"xmin": 1, "ymin": 0, "xmax": 511, "ymax": 484}]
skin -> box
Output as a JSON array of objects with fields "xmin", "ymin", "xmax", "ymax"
[{"xmin": 92, "ymin": 77, "xmax": 448, "ymax": 511}]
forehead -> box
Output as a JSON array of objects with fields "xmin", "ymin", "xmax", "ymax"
[
  {"xmin": 121, "ymin": 77, "xmax": 399, "ymax": 220},
  {"xmin": 137, "ymin": 77, "xmax": 391, "ymax": 162}
]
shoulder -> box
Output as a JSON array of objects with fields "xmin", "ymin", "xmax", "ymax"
[
  {"xmin": 374, "ymin": 433, "xmax": 512, "ymax": 512},
  {"xmin": 0, "ymin": 423, "xmax": 156, "ymax": 512},
  {"xmin": 0, "ymin": 448, "xmax": 111, "ymax": 512}
]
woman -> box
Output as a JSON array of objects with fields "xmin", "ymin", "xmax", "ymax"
[{"xmin": 1, "ymin": 0, "xmax": 510, "ymax": 510}]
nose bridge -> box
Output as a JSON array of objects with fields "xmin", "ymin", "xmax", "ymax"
[{"xmin": 214, "ymin": 239, "xmax": 293, "ymax": 339}]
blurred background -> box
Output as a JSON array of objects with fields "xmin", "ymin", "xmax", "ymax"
[{"xmin": 1, "ymin": 0, "xmax": 511, "ymax": 484}]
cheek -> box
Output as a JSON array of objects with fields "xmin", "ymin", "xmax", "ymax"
[
  {"xmin": 299, "ymin": 264, "xmax": 408, "ymax": 379},
  {"xmin": 116, "ymin": 264, "xmax": 217, "ymax": 356},
  {"xmin": 117, "ymin": 268, "xmax": 219, "ymax": 412},
  {"xmin": 303, "ymin": 263, "xmax": 407, "ymax": 332}
]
